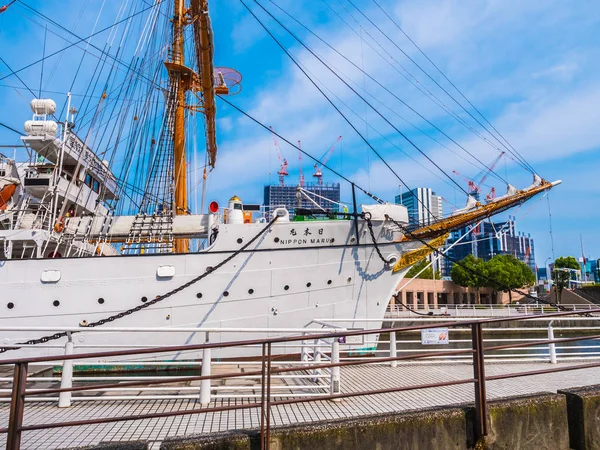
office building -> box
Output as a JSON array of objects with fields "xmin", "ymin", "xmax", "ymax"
[
  {"xmin": 442, "ymin": 216, "xmax": 536, "ymax": 277},
  {"xmin": 395, "ymin": 187, "xmax": 443, "ymax": 226},
  {"xmin": 263, "ymin": 182, "xmax": 341, "ymax": 218}
]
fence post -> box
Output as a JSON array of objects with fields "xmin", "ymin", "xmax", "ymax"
[
  {"xmin": 58, "ymin": 332, "xmax": 74, "ymax": 408},
  {"xmin": 199, "ymin": 332, "xmax": 211, "ymax": 406},
  {"xmin": 548, "ymin": 321, "xmax": 557, "ymax": 364},
  {"xmin": 330, "ymin": 339, "xmax": 341, "ymax": 401},
  {"xmin": 390, "ymin": 330, "xmax": 397, "ymax": 368},
  {"xmin": 7, "ymin": 362, "xmax": 28, "ymax": 450},
  {"xmin": 471, "ymin": 323, "xmax": 488, "ymax": 440}
]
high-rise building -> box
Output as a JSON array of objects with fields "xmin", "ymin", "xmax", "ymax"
[
  {"xmin": 442, "ymin": 216, "xmax": 536, "ymax": 277},
  {"xmin": 395, "ymin": 187, "xmax": 442, "ymax": 226},
  {"xmin": 263, "ymin": 182, "xmax": 341, "ymax": 218}
]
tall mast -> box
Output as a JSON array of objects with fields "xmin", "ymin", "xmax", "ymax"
[{"xmin": 171, "ymin": 0, "xmax": 188, "ymax": 253}]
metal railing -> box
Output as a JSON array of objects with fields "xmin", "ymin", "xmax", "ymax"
[
  {"xmin": 0, "ymin": 325, "xmax": 342, "ymax": 403},
  {"xmin": 1, "ymin": 309, "xmax": 600, "ymax": 449},
  {"xmin": 386, "ymin": 302, "xmax": 596, "ymax": 317}
]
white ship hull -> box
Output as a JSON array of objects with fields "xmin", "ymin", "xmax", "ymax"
[{"xmin": 0, "ymin": 219, "xmax": 416, "ymax": 361}]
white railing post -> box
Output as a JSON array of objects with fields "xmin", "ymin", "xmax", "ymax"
[
  {"xmin": 199, "ymin": 332, "xmax": 211, "ymax": 406},
  {"xmin": 548, "ymin": 321, "xmax": 557, "ymax": 364},
  {"xmin": 58, "ymin": 332, "xmax": 74, "ymax": 408},
  {"xmin": 390, "ymin": 330, "xmax": 397, "ymax": 368},
  {"xmin": 541, "ymin": 305, "xmax": 544, "ymax": 314},
  {"xmin": 312, "ymin": 350, "xmax": 322, "ymax": 382},
  {"xmin": 330, "ymin": 339, "xmax": 341, "ymax": 401},
  {"xmin": 300, "ymin": 333, "xmax": 308, "ymax": 363}
]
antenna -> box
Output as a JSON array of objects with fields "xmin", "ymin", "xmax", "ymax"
[{"xmin": 213, "ymin": 67, "xmax": 242, "ymax": 95}]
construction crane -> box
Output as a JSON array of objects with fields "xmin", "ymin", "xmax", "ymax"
[
  {"xmin": 313, "ymin": 136, "xmax": 342, "ymax": 185},
  {"xmin": 452, "ymin": 170, "xmax": 479, "ymax": 196},
  {"xmin": 453, "ymin": 151, "xmax": 506, "ymax": 199},
  {"xmin": 298, "ymin": 140, "xmax": 304, "ymax": 187},
  {"xmin": 475, "ymin": 151, "xmax": 505, "ymax": 192},
  {"xmin": 270, "ymin": 126, "xmax": 288, "ymax": 186}
]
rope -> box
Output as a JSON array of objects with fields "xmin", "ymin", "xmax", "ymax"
[{"xmin": 0, "ymin": 216, "xmax": 278, "ymax": 354}]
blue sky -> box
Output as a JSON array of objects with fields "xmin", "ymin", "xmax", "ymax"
[{"xmin": 1, "ymin": 0, "xmax": 599, "ymax": 266}]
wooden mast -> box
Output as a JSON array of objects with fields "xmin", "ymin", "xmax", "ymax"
[
  {"xmin": 171, "ymin": 0, "xmax": 189, "ymax": 253},
  {"xmin": 165, "ymin": 0, "xmax": 221, "ymax": 253}
]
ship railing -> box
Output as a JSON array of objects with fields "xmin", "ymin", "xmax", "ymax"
[
  {"xmin": 0, "ymin": 326, "xmax": 343, "ymax": 406},
  {"xmin": 1, "ymin": 309, "xmax": 600, "ymax": 449},
  {"xmin": 386, "ymin": 302, "xmax": 595, "ymax": 318}
]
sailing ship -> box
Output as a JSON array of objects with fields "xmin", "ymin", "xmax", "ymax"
[{"xmin": 0, "ymin": 0, "xmax": 559, "ymax": 360}]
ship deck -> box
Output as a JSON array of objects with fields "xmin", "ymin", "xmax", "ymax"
[{"xmin": 2, "ymin": 361, "xmax": 598, "ymax": 449}]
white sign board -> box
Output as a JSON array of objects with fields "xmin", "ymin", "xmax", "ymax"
[
  {"xmin": 338, "ymin": 330, "xmax": 364, "ymax": 345},
  {"xmin": 421, "ymin": 328, "xmax": 449, "ymax": 345}
]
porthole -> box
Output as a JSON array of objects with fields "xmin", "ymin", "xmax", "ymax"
[
  {"xmin": 306, "ymin": 282, "xmax": 312, "ymax": 288},
  {"xmin": 248, "ymin": 289, "xmax": 254, "ymax": 295},
  {"xmin": 237, "ymin": 238, "xmax": 243, "ymax": 244},
  {"xmin": 274, "ymin": 237, "xmax": 280, "ymax": 243},
  {"xmin": 53, "ymin": 300, "xmax": 60, "ymax": 307},
  {"xmin": 327, "ymin": 280, "xmax": 332, "ymax": 285},
  {"xmin": 141, "ymin": 296, "xmax": 148, "ymax": 303},
  {"xmin": 284, "ymin": 285, "xmax": 290, "ymax": 291},
  {"xmin": 223, "ymin": 291, "xmax": 229, "ymax": 297},
  {"xmin": 98, "ymin": 298, "xmax": 105, "ymax": 305},
  {"xmin": 7, "ymin": 302, "xmax": 14, "ymax": 310},
  {"xmin": 196, "ymin": 293, "xmax": 203, "ymax": 299},
  {"xmin": 347, "ymin": 277, "xmax": 352, "ymax": 283}
]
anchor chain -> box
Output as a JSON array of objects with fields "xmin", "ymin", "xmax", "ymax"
[
  {"xmin": 0, "ymin": 216, "xmax": 278, "ymax": 354},
  {"xmin": 361, "ymin": 212, "xmax": 389, "ymax": 267}
]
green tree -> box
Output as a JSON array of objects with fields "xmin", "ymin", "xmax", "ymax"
[
  {"xmin": 450, "ymin": 255, "xmax": 488, "ymax": 304},
  {"xmin": 406, "ymin": 258, "xmax": 441, "ymax": 280},
  {"xmin": 485, "ymin": 254, "xmax": 535, "ymax": 303},
  {"xmin": 552, "ymin": 256, "xmax": 580, "ymax": 304}
]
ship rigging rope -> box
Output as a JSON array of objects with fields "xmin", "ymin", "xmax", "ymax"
[
  {"xmin": 327, "ymin": 0, "xmax": 532, "ymax": 175},
  {"xmin": 218, "ymin": 95, "xmax": 385, "ymax": 206},
  {"xmin": 0, "ymin": 216, "xmax": 279, "ymax": 354},
  {"xmin": 238, "ymin": 2, "xmax": 457, "ymax": 232},
  {"xmin": 248, "ymin": 0, "xmax": 470, "ymax": 198},
  {"xmin": 0, "ymin": 2, "xmax": 161, "ymax": 89},
  {"xmin": 370, "ymin": 0, "xmax": 536, "ymax": 174},
  {"xmin": 263, "ymin": 0, "xmax": 508, "ymax": 186},
  {"xmin": 0, "ymin": 121, "xmax": 21, "ymax": 136},
  {"xmin": 346, "ymin": 0, "xmax": 534, "ymax": 174}
]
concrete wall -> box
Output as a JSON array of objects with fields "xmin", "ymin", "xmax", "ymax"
[
  {"xmin": 561, "ymin": 385, "xmax": 600, "ymax": 450},
  {"xmin": 160, "ymin": 392, "xmax": 582, "ymax": 450}
]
